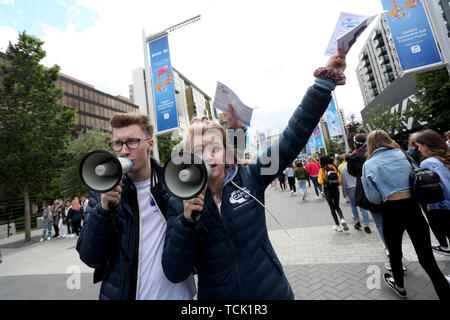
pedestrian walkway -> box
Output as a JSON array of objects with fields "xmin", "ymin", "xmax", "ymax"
[{"xmin": 0, "ymin": 183, "xmax": 449, "ymax": 300}]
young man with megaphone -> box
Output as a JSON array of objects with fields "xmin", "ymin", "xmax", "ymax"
[
  {"xmin": 76, "ymin": 113, "xmax": 196, "ymax": 300},
  {"xmin": 161, "ymin": 49, "xmax": 348, "ymax": 299}
]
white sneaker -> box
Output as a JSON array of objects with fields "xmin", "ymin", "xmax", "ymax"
[
  {"xmin": 332, "ymin": 225, "xmax": 343, "ymax": 232},
  {"xmin": 291, "ymin": 190, "xmax": 294, "ymax": 195},
  {"xmin": 47, "ymin": 237, "xmax": 51, "ymax": 240},
  {"xmin": 40, "ymin": 238, "xmax": 44, "ymax": 242},
  {"xmin": 340, "ymin": 218, "xmax": 349, "ymax": 231},
  {"xmin": 70, "ymin": 234, "xmax": 75, "ymax": 238}
]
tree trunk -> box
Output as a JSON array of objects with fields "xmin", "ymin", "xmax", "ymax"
[{"xmin": 24, "ymin": 185, "xmax": 31, "ymax": 242}]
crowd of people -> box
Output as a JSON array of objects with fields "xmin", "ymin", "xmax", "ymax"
[
  {"xmin": 40, "ymin": 195, "xmax": 89, "ymax": 241},
  {"xmin": 271, "ymin": 128, "xmax": 450, "ymax": 299}
]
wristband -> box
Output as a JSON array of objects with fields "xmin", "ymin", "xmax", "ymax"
[{"xmin": 314, "ymin": 66, "xmax": 346, "ymax": 85}]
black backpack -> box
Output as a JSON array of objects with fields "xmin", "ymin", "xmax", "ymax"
[
  {"xmin": 404, "ymin": 153, "xmax": 445, "ymax": 204},
  {"xmin": 325, "ymin": 169, "xmax": 340, "ymax": 187}
]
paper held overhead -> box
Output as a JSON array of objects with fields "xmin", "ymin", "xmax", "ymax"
[
  {"xmin": 212, "ymin": 81, "xmax": 253, "ymax": 126},
  {"xmin": 325, "ymin": 12, "xmax": 377, "ymax": 56}
]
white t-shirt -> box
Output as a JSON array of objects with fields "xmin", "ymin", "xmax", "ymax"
[{"xmin": 134, "ymin": 178, "xmax": 196, "ymax": 300}]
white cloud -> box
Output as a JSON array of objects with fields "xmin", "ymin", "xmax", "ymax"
[
  {"xmin": 1, "ymin": 0, "xmax": 15, "ymax": 6},
  {"xmin": 0, "ymin": 25, "xmax": 18, "ymax": 52},
  {"xmin": 5, "ymin": 0, "xmax": 384, "ymax": 133}
]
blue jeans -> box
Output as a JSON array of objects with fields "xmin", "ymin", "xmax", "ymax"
[
  {"xmin": 297, "ymin": 180, "xmax": 307, "ymax": 197},
  {"xmin": 347, "ymin": 187, "xmax": 370, "ymax": 225},
  {"xmin": 370, "ymin": 210, "xmax": 387, "ymax": 248},
  {"xmin": 42, "ymin": 221, "xmax": 52, "ymax": 239},
  {"xmin": 311, "ymin": 176, "xmax": 322, "ymax": 196}
]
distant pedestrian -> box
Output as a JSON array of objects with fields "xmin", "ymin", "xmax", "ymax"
[
  {"xmin": 294, "ymin": 161, "xmax": 308, "ymax": 200},
  {"xmin": 67, "ymin": 198, "xmax": 83, "ymax": 237},
  {"xmin": 40, "ymin": 205, "xmax": 53, "ymax": 242},
  {"xmin": 341, "ymin": 162, "xmax": 371, "ymax": 233},
  {"xmin": 57, "ymin": 199, "xmax": 68, "ymax": 238},
  {"xmin": 445, "ymin": 131, "xmax": 450, "ymax": 149},
  {"xmin": 337, "ymin": 154, "xmax": 347, "ymax": 174},
  {"xmin": 415, "ymin": 129, "xmax": 450, "ymax": 256},
  {"xmin": 51, "ymin": 200, "xmax": 61, "ymax": 238},
  {"xmin": 284, "ymin": 164, "xmax": 296, "ymax": 195},
  {"xmin": 307, "ymin": 156, "xmax": 323, "ymax": 199},
  {"xmin": 362, "ymin": 130, "xmax": 450, "ymax": 299},
  {"xmin": 408, "ymin": 132, "xmax": 423, "ymax": 165},
  {"xmin": 278, "ymin": 172, "xmax": 286, "ymax": 190},
  {"xmin": 318, "ymin": 155, "xmax": 348, "ymax": 232},
  {"xmin": 64, "ymin": 200, "xmax": 73, "ymax": 238}
]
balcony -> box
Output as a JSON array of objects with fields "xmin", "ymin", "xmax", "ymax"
[
  {"xmin": 372, "ymin": 29, "xmax": 382, "ymax": 41},
  {"xmin": 385, "ymin": 72, "xmax": 395, "ymax": 82},
  {"xmin": 370, "ymin": 88, "xmax": 379, "ymax": 97},
  {"xmin": 365, "ymin": 73, "xmax": 375, "ymax": 82},
  {"xmin": 368, "ymin": 81, "xmax": 377, "ymax": 89},
  {"xmin": 379, "ymin": 55, "xmax": 390, "ymax": 65},
  {"xmin": 374, "ymin": 38, "xmax": 385, "ymax": 49},
  {"xmin": 360, "ymin": 52, "xmax": 369, "ymax": 61},
  {"xmin": 365, "ymin": 66, "xmax": 373, "ymax": 74},
  {"xmin": 377, "ymin": 46, "xmax": 387, "ymax": 57},
  {"xmin": 363, "ymin": 59, "xmax": 371, "ymax": 67},
  {"xmin": 382, "ymin": 64, "xmax": 393, "ymax": 73}
]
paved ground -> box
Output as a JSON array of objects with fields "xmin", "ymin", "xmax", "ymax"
[{"xmin": 0, "ymin": 183, "xmax": 449, "ymax": 300}]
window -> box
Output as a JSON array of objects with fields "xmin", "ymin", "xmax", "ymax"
[{"xmin": 67, "ymin": 82, "xmax": 73, "ymax": 94}]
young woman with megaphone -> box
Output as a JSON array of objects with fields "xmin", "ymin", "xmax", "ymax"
[{"xmin": 161, "ymin": 49, "xmax": 348, "ymax": 300}]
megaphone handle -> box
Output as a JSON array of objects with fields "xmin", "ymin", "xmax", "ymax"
[{"xmin": 191, "ymin": 210, "xmax": 202, "ymax": 221}]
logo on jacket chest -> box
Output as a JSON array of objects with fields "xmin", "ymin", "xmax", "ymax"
[{"xmin": 229, "ymin": 187, "xmax": 251, "ymax": 204}]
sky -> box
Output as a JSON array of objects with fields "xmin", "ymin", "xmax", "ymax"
[{"xmin": 0, "ymin": 0, "xmax": 385, "ymax": 134}]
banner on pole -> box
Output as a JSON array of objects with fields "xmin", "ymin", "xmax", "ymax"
[
  {"xmin": 380, "ymin": 0, "xmax": 442, "ymax": 72},
  {"xmin": 148, "ymin": 36, "xmax": 179, "ymax": 133},
  {"xmin": 325, "ymin": 97, "xmax": 343, "ymax": 137},
  {"xmin": 313, "ymin": 125, "xmax": 324, "ymax": 149}
]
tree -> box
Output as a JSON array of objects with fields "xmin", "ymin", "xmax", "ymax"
[
  {"xmin": 404, "ymin": 67, "xmax": 450, "ymax": 135},
  {"xmin": 157, "ymin": 132, "xmax": 182, "ymax": 164},
  {"xmin": 363, "ymin": 104, "xmax": 407, "ymax": 137},
  {"xmin": 324, "ymin": 139, "xmax": 344, "ymax": 157},
  {"xmin": 0, "ymin": 31, "xmax": 76, "ymax": 242},
  {"xmin": 59, "ymin": 128, "xmax": 109, "ymax": 199}
]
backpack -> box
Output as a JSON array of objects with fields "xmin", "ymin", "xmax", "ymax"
[
  {"xmin": 325, "ymin": 169, "xmax": 339, "ymax": 187},
  {"xmin": 404, "ymin": 153, "xmax": 445, "ymax": 204}
]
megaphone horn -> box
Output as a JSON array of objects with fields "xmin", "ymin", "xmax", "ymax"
[
  {"xmin": 162, "ymin": 151, "xmax": 212, "ymax": 200},
  {"xmin": 79, "ymin": 150, "xmax": 133, "ymax": 193}
]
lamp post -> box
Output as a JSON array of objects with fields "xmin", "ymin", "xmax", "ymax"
[{"xmin": 142, "ymin": 15, "xmax": 201, "ymax": 162}]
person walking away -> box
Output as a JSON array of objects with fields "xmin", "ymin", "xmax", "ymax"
[
  {"xmin": 337, "ymin": 154, "xmax": 347, "ymax": 174},
  {"xmin": 64, "ymin": 200, "xmax": 73, "ymax": 238},
  {"xmin": 284, "ymin": 164, "xmax": 296, "ymax": 195},
  {"xmin": 341, "ymin": 162, "xmax": 371, "ymax": 233},
  {"xmin": 277, "ymin": 172, "xmax": 286, "ymax": 191},
  {"xmin": 362, "ymin": 130, "xmax": 450, "ymax": 299},
  {"xmin": 40, "ymin": 205, "xmax": 53, "ymax": 241},
  {"xmin": 68, "ymin": 198, "xmax": 83, "ymax": 237},
  {"xmin": 415, "ymin": 129, "xmax": 450, "ymax": 256},
  {"xmin": 307, "ymin": 156, "xmax": 323, "ymax": 199},
  {"xmin": 347, "ymin": 133, "xmax": 388, "ymax": 255},
  {"xmin": 51, "ymin": 200, "xmax": 61, "ymax": 238},
  {"xmin": 318, "ymin": 155, "xmax": 348, "ymax": 232},
  {"xmin": 294, "ymin": 161, "xmax": 308, "ymax": 200}
]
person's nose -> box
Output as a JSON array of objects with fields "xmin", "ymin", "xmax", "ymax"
[{"xmin": 118, "ymin": 143, "xmax": 131, "ymax": 157}]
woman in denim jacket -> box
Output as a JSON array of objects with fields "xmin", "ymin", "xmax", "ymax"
[
  {"xmin": 362, "ymin": 130, "xmax": 450, "ymax": 300},
  {"xmin": 415, "ymin": 130, "xmax": 450, "ymax": 256}
]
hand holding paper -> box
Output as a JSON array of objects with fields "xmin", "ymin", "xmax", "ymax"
[{"xmin": 212, "ymin": 82, "xmax": 253, "ymax": 126}]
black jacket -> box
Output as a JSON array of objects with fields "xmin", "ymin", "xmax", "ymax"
[
  {"xmin": 347, "ymin": 147, "xmax": 381, "ymax": 212},
  {"xmin": 76, "ymin": 157, "xmax": 169, "ymax": 300}
]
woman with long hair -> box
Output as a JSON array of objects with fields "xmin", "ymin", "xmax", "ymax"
[
  {"xmin": 415, "ymin": 129, "xmax": 450, "ymax": 256},
  {"xmin": 362, "ymin": 130, "xmax": 450, "ymax": 299},
  {"xmin": 318, "ymin": 155, "xmax": 348, "ymax": 232},
  {"xmin": 306, "ymin": 156, "xmax": 323, "ymax": 199}
]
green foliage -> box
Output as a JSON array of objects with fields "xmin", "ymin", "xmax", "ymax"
[
  {"xmin": 0, "ymin": 31, "xmax": 76, "ymax": 241},
  {"xmin": 324, "ymin": 139, "xmax": 344, "ymax": 157},
  {"xmin": 59, "ymin": 128, "xmax": 110, "ymax": 198},
  {"xmin": 157, "ymin": 132, "xmax": 182, "ymax": 164},
  {"xmin": 363, "ymin": 104, "xmax": 407, "ymax": 137},
  {"xmin": 404, "ymin": 67, "xmax": 450, "ymax": 135}
]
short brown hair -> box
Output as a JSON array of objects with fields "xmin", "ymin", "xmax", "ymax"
[
  {"xmin": 110, "ymin": 113, "xmax": 154, "ymax": 137},
  {"xmin": 366, "ymin": 130, "xmax": 400, "ymax": 159}
]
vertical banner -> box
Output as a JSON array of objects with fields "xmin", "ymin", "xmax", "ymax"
[
  {"xmin": 380, "ymin": 0, "xmax": 442, "ymax": 72},
  {"xmin": 259, "ymin": 132, "xmax": 267, "ymax": 148},
  {"xmin": 149, "ymin": 36, "xmax": 179, "ymax": 133},
  {"xmin": 313, "ymin": 125, "xmax": 324, "ymax": 149},
  {"xmin": 325, "ymin": 97, "xmax": 343, "ymax": 137},
  {"xmin": 306, "ymin": 136, "xmax": 316, "ymax": 155}
]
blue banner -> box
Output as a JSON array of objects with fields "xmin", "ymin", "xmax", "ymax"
[
  {"xmin": 380, "ymin": 0, "xmax": 442, "ymax": 71},
  {"xmin": 149, "ymin": 36, "xmax": 179, "ymax": 132},
  {"xmin": 306, "ymin": 136, "xmax": 316, "ymax": 155},
  {"xmin": 313, "ymin": 125, "xmax": 324, "ymax": 149},
  {"xmin": 325, "ymin": 97, "xmax": 342, "ymax": 137}
]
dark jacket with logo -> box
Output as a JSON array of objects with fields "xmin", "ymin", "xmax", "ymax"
[
  {"xmin": 76, "ymin": 157, "xmax": 169, "ymax": 300},
  {"xmin": 162, "ymin": 83, "xmax": 333, "ymax": 300},
  {"xmin": 346, "ymin": 147, "xmax": 381, "ymax": 212}
]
